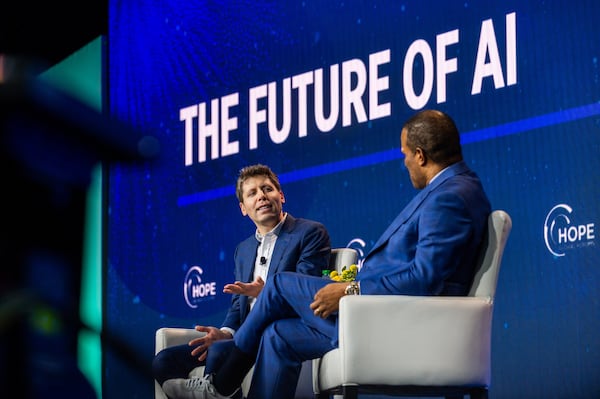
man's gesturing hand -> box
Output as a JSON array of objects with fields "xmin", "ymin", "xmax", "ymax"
[
  {"xmin": 188, "ymin": 326, "xmax": 233, "ymax": 361},
  {"xmin": 223, "ymin": 276, "xmax": 265, "ymax": 298}
]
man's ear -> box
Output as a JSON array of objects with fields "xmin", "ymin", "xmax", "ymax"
[
  {"xmin": 280, "ymin": 191, "xmax": 285, "ymax": 204},
  {"xmin": 415, "ymin": 147, "xmax": 426, "ymax": 166},
  {"xmin": 239, "ymin": 202, "xmax": 248, "ymax": 216}
]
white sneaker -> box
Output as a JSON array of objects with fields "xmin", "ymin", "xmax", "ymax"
[{"xmin": 162, "ymin": 374, "xmax": 234, "ymax": 399}]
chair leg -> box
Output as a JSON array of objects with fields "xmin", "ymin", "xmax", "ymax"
[
  {"xmin": 341, "ymin": 386, "xmax": 358, "ymax": 399},
  {"xmin": 469, "ymin": 388, "xmax": 488, "ymax": 399}
]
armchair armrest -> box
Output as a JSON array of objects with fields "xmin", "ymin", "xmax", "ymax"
[
  {"xmin": 155, "ymin": 327, "xmax": 206, "ymax": 355},
  {"xmin": 334, "ymin": 295, "xmax": 493, "ymax": 386}
]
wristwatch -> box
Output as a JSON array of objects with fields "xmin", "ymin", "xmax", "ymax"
[{"xmin": 344, "ymin": 281, "xmax": 360, "ymax": 295}]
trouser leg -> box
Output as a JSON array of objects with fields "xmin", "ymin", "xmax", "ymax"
[
  {"xmin": 152, "ymin": 344, "xmax": 204, "ymax": 385},
  {"xmin": 247, "ymin": 318, "xmax": 336, "ymax": 399},
  {"xmin": 215, "ymin": 272, "xmax": 337, "ymax": 395},
  {"xmin": 204, "ymin": 339, "xmax": 235, "ymax": 375},
  {"xmin": 234, "ymin": 272, "xmax": 336, "ymax": 356}
]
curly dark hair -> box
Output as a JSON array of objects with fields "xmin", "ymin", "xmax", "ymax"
[{"xmin": 235, "ymin": 164, "xmax": 282, "ymax": 202}]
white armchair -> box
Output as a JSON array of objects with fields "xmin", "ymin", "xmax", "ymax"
[
  {"xmin": 154, "ymin": 247, "xmax": 359, "ymax": 399},
  {"xmin": 312, "ymin": 210, "xmax": 512, "ymax": 399},
  {"xmin": 154, "ymin": 327, "xmax": 211, "ymax": 399}
]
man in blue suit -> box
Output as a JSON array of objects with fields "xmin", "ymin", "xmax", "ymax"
[
  {"xmin": 153, "ymin": 164, "xmax": 331, "ymax": 394},
  {"xmin": 162, "ymin": 109, "xmax": 492, "ymax": 399}
]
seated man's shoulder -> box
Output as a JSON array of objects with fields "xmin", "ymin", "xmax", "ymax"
[{"xmin": 294, "ymin": 217, "xmax": 327, "ymax": 231}]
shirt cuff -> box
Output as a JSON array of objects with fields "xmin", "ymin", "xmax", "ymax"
[{"xmin": 220, "ymin": 327, "xmax": 235, "ymax": 338}]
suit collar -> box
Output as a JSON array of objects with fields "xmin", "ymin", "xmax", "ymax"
[
  {"xmin": 267, "ymin": 214, "xmax": 295, "ymax": 275},
  {"xmin": 243, "ymin": 214, "xmax": 297, "ymax": 282},
  {"xmin": 426, "ymin": 161, "xmax": 469, "ymax": 192},
  {"xmin": 367, "ymin": 161, "xmax": 468, "ymax": 255}
]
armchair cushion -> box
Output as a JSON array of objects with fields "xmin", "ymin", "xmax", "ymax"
[{"xmin": 315, "ymin": 295, "xmax": 492, "ymax": 391}]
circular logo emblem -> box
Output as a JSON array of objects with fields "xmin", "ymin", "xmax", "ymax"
[
  {"xmin": 184, "ymin": 265, "xmax": 217, "ymax": 308},
  {"xmin": 544, "ymin": 204, "xmax": 572, "ymax": 257}
]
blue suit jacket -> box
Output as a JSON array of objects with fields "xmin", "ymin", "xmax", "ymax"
[
  {"xmin": 358, "ymin": 161, "xmax": 491, "ymax": 296},
  {"xmin": 221, "ymin": 214, "xmax": 330, "ymax": 331},
  {"xmin": 228, "ymin": 162, "xmax": 490, "ymax": 398}
]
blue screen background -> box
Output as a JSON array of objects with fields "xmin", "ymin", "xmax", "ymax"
[{"xmin": 105, "ymin": 1, "xmax": 600, "ymax": 398}]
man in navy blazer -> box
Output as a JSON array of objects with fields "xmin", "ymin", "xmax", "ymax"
[
  {"xmin": 162, "ymin": 110, "xmax": 492, "ymax": 399},
  {"xmin": 153, "ymin": 164, "xmax": 331, "ymax": 393},
  {"xmin": 221, "ymin": 213, "xmax": 332, "ymax": 333}
]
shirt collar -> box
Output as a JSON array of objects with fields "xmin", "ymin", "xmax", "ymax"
[
  {"xmin": 255, "ymin": 212, "xmax": 287, "ymax": 242},
  {"xmin": 428, "ymin": 165, "xmax": 450, "ymax": 185}
]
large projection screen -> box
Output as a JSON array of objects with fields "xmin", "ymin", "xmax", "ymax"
[{"xmin": 105, "ymin": 1, "xmax": 600, "ymax": 398}]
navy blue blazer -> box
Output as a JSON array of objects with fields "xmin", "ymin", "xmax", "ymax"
[
  {"xmin": 221, "ymin": 214, "xmax": 330, "ymax": 331},
  {"xmin": 358, "ymin": 161, "xmax": 491, "ymax": 296}
]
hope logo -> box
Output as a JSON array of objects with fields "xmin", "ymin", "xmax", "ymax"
[
  {"xmin": 183, "ymin": 265, "xmax": 218, "ymax": 308},
  {"xmin": 543, "ymin": 204, "xmax": 595, "ymax": 257}
]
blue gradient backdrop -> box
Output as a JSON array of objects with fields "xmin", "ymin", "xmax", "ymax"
[{"xmin": 106, "ymin": 1, "xmax": 600, "ymax": 398}]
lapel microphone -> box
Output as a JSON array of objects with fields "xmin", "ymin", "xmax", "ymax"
[{"xmin": 260, "ymin": 256, "xmax": 267, "ymax": 265}]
